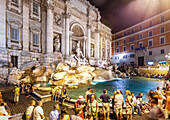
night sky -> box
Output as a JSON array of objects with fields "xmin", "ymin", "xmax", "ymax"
[{"xmin": 87, "ymin": 0, "xmax": 170, "ymax": 33}]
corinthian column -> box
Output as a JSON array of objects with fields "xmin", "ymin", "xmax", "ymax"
[
  {"xmin": 95, "ymin": 29, "xmax": 100, "ymax": 59},
  {"xmin": 65, "ymin": 13, "xmax": 70, "ymax": 56},
  {"xmin": 87, "ymin": 24, "xmax": 91, "ymax": 59},
  {"xmin": 46, "ymin": 2, "xmax": 54, "ymax": 53},
  {"xmin": 0, "ymin": 0, "xmax": 6, "ymax": 48},
  {"xmin": 23, "ymin": 0, "xmax": 29, "ymax": 51},
  {"xmin": 105, "ymin": 40, "xmax": 107, "ymax": 60}
]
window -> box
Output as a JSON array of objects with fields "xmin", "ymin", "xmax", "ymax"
[
  {"xmin": 148, "ymin": 31, "xmax": 153, "ymax": 37},
  {"xmin": 139, "ymin": 25, "xmax": 142, "ymax": 31},
  {"xmin": 117, "ymin": 41, "xmax": 119, "ymax": 46},
  {"xmin": 139, "ymin": 42, "xmax": 143, "ymax": 48},
  {"xmin": 149, "ymin": 21, "xmax": 152, "ymax": 27},
  {"xmin": 130, "ymin": 37, "xmax": 134, "ymax": 42},
  {"xmin": 33, "ymin": 2, "xmax": 38, "ymax": 14},
  {"xmin": 149, "ymin": 51, "xmax": 152, "ymax": 56},
  {"xmin": 124, "ymin": 40, "xmax": 126, "ymax": 44},
  {"xmin": 131, "ymin": 29, "xmax": 134, "ymax": 34},
  {"xmin": 33, "ymin": 33, "xmax": 39, "ymax": 45},
  {"xmin": 116, "ymin": 48, "xmax": 119, "ymax": 53},
  {"xmin": 161, "ymin": 16, "xmax": 164, "ymax": 22},
  {"xmin": 124, "ymin": 32, "xmax": 126, "ymax": 36},
  {"xmin": 160, "ymin": 27, "xmax": 164, "ymax": 33},
  {"xmin": 12, "ymin": 27, "xmax": 19, "ymax": 40},
  {"xmin": 161, "ymin": 49, "xmax": 164, "ymax": 54},
  {"xmin": 138, "ymin": 34, "xmax": 142, "ymax": 40},
  {"xmin": 11, "ymin": 0, "xmax": 18, "ymax": 4},
  {"xmin": 11, "ymin": 56, "xmax": 18, "ymax": 68},
  {"xmin": 123, "ymin": 55, "xmax": 127, "ymax": 59},
  {"xmin": 148, "ymin": 40, "xmax": 153, "ymax": 47},
  {"xmin": 116, "ymin": 35, "xmax": 119, "ymax": 39},
  {"xmin": 130, "ymin": 44, "xmax": 134, "ymax": 50},
  {"xmin": 160, "ymin": 37, "xmax": 165, "ymax": 44},
  {"xmin": 115, "ymin": 56, "xmax": 119, "ymax": 60},
  {"xmin": 123, "ymin": 46, "xmax": 126, "ymax": 52},
  {"xmin": 130, "ymin": 54, "xmax": 134, "ymax": 58}
]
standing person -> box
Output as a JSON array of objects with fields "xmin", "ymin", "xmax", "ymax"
[
  {"xmin": 131, "ymin": 92, "xmax": 141, "ymax": 116},
  {"xmin": 26, "ymin": 100, "xmax": 35, "ymax": 120},
  {"xmin": 87, "ymin": 89, "xmax": 97, "ymax": 102},
  {"xmin": 85, "ymin": 88, "xmax": 92, "ymax": 102},
  {"xmin": 114, "ymin": 90, "xmax": 124, "ymax": 120},
  {"xmin": 62, "ymin": 89, "xmax": 70, "ymax": 104},
  {"xmin": 51, "ymin": 88, "xmax": 55, "ymax": 101},
  {"xmin": 87, "ymin": 95, "xmax": 98, "ymax": 120},
  {"xmin": 149, "ymin": 98, "xmax": 165, "ymax": 119},
  {"xmin": 60, "ymin": 107, "xmax": 70, "ymax": 120},
  {"xmin": 13, "ymin": 85, "xmax": 20, "ymax": 105},
  {"xmin": 110, "ymin": 91, "xmax": 117, "ymax": 119},
  {"xmin": 33, "ymin": 101, "xmax": 45, "ymax": 120},
  {"xmin": 55, "ymin": 87, "xmax": 62, "ymax": 102},
  {"xmin": 70, "ymin": 107, "xmax": 83, "ymax": 120},
  {"xmin": 125, "ymin": 90, "xmax": 132, "ymax": 120},
  {"xmin": 21, "ymin": 82, "xmax": 25, "ymax": 94},
  {"xmin": 49, "ymin": 104, "xmax": 60, "ymax": 120},
  {"xmin": 75, "ymin": 96, "xmax": 85, "ymax": 119},
  {"xmin": 98, "ymin": 89, "xmax": 111, "ymax": 120}
]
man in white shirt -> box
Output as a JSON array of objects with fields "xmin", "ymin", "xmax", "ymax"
[
  {"xmin": 0, "ymin": 102, "xmax": 9, "ymax": 120},
  {"xmin": 49, "ymin": 104, "xmax": 60, "ymax": 120},
  {"xmin": 131, "ymin": 93, "xmax": 141, "ymax": 116},
  {"xmin": 114, "ymin": 90, "xmax": 123, "ymax": 120},
  {"xmin": 26, "ymin": 100, "xmax": 35, "ymax": 120},
  {"xmin": 33, "ymin": 101, "xmax": 45, "ymax": 120}
]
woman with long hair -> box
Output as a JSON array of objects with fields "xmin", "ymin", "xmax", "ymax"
[{"xmin": 125, "ymin": 90, "xmax": 132, "ymax": 120}]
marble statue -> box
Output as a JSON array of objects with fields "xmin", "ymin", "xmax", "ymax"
[
  {"xmin": 76, "ymin": 41, "xmax": 84, "ymax": 58},
  {"xmin": 54, "ymin": 35, "xmax": 61, "ymax": 52}
]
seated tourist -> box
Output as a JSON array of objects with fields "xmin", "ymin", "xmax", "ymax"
[
  {"xmin": 60, "ymin": 107, "xmax": 70, "ymax": 120},
  {"xmin": 131, "ymin": 92, "xmax": 141, "ymax": 116},
  {"xmin": 70, "ymin": 107, "xmax": 83, "ymax": 120},
  {"xmin": 49, "ymin": 104, "xmax": 60, "ymax": 120},
  {"xmin": 149, "ymin": 98, "xmax": 165, "ymax": 119},
  {"xmin": 136, "ymin": 92, "xmax": 148, "ymax": 113},
  {"xmin": 75, "ymin": 96, "xmax": 86, "ymax": 119}
]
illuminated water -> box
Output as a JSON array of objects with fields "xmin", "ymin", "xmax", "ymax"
[{"xmin": 67, "ymin": 77, "xmax": 164, "ymax": 102}]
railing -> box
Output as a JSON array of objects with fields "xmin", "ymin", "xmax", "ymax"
[{"xmin": 135, "ymin": 47, "xmax": 147, "ymax": 52}]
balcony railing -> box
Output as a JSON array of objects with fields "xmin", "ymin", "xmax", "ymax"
[{"xmin": 135, "ymin": 47, "xmax": 147, "ymax": 52}]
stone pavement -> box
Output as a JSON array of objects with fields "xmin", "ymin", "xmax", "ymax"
[{"xmin": 1, "ymin": 87, "xmax": 150, "ymax": 120}]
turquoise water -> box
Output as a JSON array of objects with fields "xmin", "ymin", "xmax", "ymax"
[{"xmin": 67, "ymin": 77, "xmax": 164, "ymax": 102}]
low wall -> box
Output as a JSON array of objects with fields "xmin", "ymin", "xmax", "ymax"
[{"xmin": 139, "ymin": 66, "xmax": 169, "ymax": 74}]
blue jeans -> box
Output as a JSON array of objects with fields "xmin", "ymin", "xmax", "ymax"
[{"xmin": 132, "ymin": 104, "xmax": 141, "ymax": 116}]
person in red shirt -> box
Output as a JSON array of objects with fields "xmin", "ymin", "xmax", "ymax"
[{"xmin": 75, "ymin": 96, "xmax": 86, "ymax": 119}]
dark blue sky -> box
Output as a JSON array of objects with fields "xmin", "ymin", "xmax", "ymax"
[{"xmin": 87, "ymin": 0, "xmax": 170, "ymax": 33}]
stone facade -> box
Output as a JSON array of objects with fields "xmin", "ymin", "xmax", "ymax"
[{"xmin": 0, "ymin": 0, "xmax": 112, "ymax": 68}]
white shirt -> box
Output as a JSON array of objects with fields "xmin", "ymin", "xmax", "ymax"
[
  {"xmin": 49, "ymin": 110, "xmax": 60, "ymax": 120},
  {"xmin": 0, "ymin": 106, "xmax": 8, "ymax": 116},
  {"xmin": 26, "ymin": 106, "xmax": 34, "ymax": 116},
  {"xmin": 131, "ymin": 96, "xmax": 136, "ymax": 105},
  {"xmin": 114, "ymin": 94, "xmax": 124, "ymax": 107},
  {"xmin": 33, "ymin": 106, "xmax": 44, "ymax": 120}
]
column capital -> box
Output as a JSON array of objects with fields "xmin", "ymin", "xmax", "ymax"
[
  {"xmin": 95, "ymin": 29, "xmax": 100, "ymax": 33},
  {"xmin": 47, "ymin": 0, "xmax": 54, "ymax": 10},
  {"xmin": 62, "ymin": 12, "xmax": 71, "ymax": 19},
  {"xmin": 87, "ymin": 24, "xmax": 92, "ymax": 29},
  {"xmin": 23, "ymin": 0, "xmax": 30, "ymax": 4}
]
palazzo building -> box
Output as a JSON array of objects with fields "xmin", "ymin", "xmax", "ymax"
[
  {"xmin": 0, "ymin": 0, "xmax": 112, "ymax": 68},
  {"xmin": 111, "ymin": 9, "xmax": 170, "ymax": 66}
]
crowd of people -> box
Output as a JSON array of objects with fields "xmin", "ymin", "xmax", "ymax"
[{"xmin": 1, "ymin": 78, "xmax": 170, "ymax": 119}]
